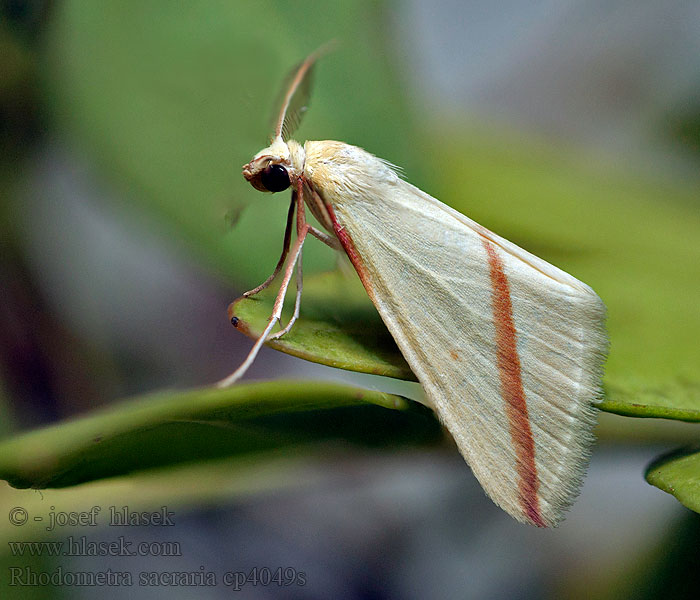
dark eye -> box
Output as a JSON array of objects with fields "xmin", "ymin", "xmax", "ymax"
[{"xmin": 260, "ymin": 164, "xmax": 290, "ymax": 192}]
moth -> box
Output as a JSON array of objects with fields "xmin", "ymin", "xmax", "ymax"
[{"xmin": 218, "ymin": 49, "xmax": 608, "ymax": 527}]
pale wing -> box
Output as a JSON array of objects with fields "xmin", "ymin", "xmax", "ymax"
[{"xmin": 308, "ymin": 143, "xmax": 607, "ymax": 526}]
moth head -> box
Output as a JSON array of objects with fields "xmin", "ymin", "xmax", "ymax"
[{"xmin": 242, "ymin": 138, "xmax": 294, "ymax": 193}]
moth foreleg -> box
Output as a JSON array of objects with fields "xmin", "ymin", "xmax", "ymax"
[
  {"xmin": 309, "ymin": 226, "xmax": 341, "ymax": 250},
  {"xmin": 217, "ymin": 222, "xmax": 310, "ymax": 388},
  {"xmin": 269, "ymin": 248, "xmax": 303, "ymax": 340}
]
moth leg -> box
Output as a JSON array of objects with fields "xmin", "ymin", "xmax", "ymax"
[
  {"xmin": 271, "ymin": 223, "xmax": 340, "ymax": 341},
  {"xmin": 273, "ymin": 177, "xmax": 342, "ymax": 339},
  {"xmin": 269, "ymin": 248, "xmax": 303, "ymax": 340},
  {"xmin": 270, "ymin": 178, "xmax": 309, "ymax": 339},
  {"xmin": 217, "ymin": 222, "xmax": 310, "ymax": 388},
  {"xmin": 309, "ymin": 226, "xmax": 341, "ymax": 250},
  {"xmin": 243, "ymin": 192, "xmax": 296, "ymax": 298}
]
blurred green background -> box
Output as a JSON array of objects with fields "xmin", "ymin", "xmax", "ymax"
[{"xmin": 1, "ymin": 1, "xmax": 699, "ymax": 598}]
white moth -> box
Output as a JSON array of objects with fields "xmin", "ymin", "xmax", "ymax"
[{"xmin": 218, "ymin": 50, "xmax": 608, "ymax": 527}]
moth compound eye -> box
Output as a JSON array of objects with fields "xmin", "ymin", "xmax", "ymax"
[{"xmin": 260, "ymin": 164, "xmax": 290, "ymax": 192}]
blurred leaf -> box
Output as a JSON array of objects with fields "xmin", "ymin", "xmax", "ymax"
[
  {"xmin": 44, "ymin": 0, "xmax": 421, "ymax": 287},
  {"xmin": 0, "ymin": 451, "xmax": 338, "ymax": 542},
  {"xmin": 646, "ymin": 448, "xmax": 700, "ymax": 514},
  {"xmin": 0, "ymin": 451, "xmax": 343, "ymax": 598},
  {"xmin": 0, "ymin": 381, "xmax": 439, "ymax": 489},
  {"xmin": 234, "ymin": 128, "xmax": 700, "ymax": 418}
]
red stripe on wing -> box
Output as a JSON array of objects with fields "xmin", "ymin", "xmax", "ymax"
[
  {"xmin": 482, "ymin": 239, "xmax": 545, "ymax": 527},
  {"xmin": 325, "ymin": 203, "xmax": 375, "ymax": 301}
]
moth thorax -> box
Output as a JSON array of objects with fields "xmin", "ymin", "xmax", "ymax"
[{"xmin": 287, "ymin": 139, "xmax": 305, "ymax": 173}]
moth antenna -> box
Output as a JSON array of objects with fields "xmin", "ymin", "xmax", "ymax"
[{"xmin": 270, "ymin": 41, "xmax": 337, "ymax": 142}]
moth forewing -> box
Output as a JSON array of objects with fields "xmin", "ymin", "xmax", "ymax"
[{"xmin": 302, "ymin": 141, "xmax": 607, "ymax": 527}]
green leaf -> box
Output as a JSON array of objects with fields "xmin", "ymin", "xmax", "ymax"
[
  {"xmin": 599, "ymin": 380, "xmax": 700, "ymax": 421},
  {"xmin": 646, "ymin": 448, "xmax": 700, "ymax": 514},
  {"xmin": 0, "ymin": 381, "xmax": 440, "ymax": 489}
]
